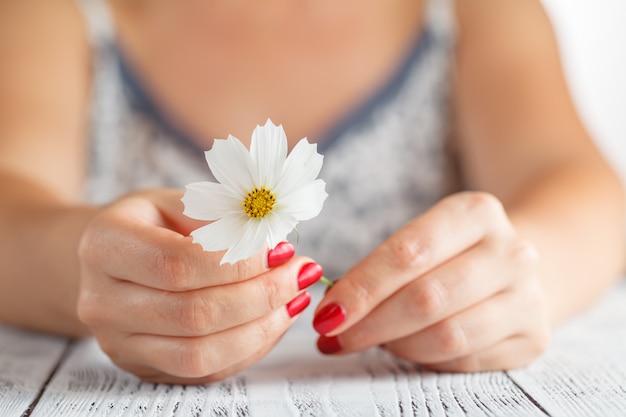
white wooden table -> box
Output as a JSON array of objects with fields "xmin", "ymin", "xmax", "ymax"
[{"xmin": 2, "ymin": 279, "xmax": 626, "ymax": 417}]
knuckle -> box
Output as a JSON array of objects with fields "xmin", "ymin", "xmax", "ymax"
[
  {"xmin": 76, "ymin": 285, "xmax": 110, "ymax": 329},
  {"xmin": 526, "ymin": 302, "xmax": 551, "ymax": 357},
  {"xmin": 386, "ymin": 236, "xmax": 431, "ymax": 271},
  {"xmin": 77, "ymin": 224, "xmax": 103, "ymax": 268},
  {"xmin": 532, "ymin": 326, "xmax": 552, "ymax": 356},
  {"xmin": 235, "ymin": 251, "xmax": 266, "ymax": 277},
  {"xmin": 516, "ymin": 269, "xmax": 546, "ymax": 310},
  {"xmin": 256, "ymin": 317, "xmax": 279, "ymax": 342},
  {"xmin": 433, "ymin": 319, "xmax": 469, "ymax": 355},
  {"xmin": 177, "ymin": 340, "xmax": 215, "ymax": 379},
  {"xmin": 215, "ymin": 253, "xmax": 266, "ymax": 284},
  {"xmin": 76, "ymin": 232, "xmax": 92, "ymax": 264},
  {"xmin": 449, "ymin": 356, "xmax": 481, "ymax": 373},
  {"xmin": 76, "ymin": 292, "xmax": 100, "ymax": 326},
  {"xmin": 96, "ymin": 337, "xmax": 119, "ymax": 362},
  {"xmin": 259, "ymin": 273, "xmax": 285, "ymax": 312},
  {"xmin": 343, "ymin": 277, "xmax": 377, "ymax": 313},
  {"xmin": 461, "ymin": 192, "xmax": 509, "ymax": 230},
  {"xmin": 511, "ymin": 239, "xmax": 540, "ymax": 270},
  {"xmin": 252, "ymin": 311, "xmax": 288, "ymax": 347},
  {"xmin": 408, "ymin": 280, "xmax": 447, "ymax": 320},
  {"xmin": 529, "ymin": 283, "xmax": 548, "ymax": 309},
  {"xmin": 176, "ymin": 294, "xmax": 215, "ymax": 335},
  {"xmin": 153, "ymin": 247, "xmax": 194, "ymax": 290},
  {"xmin": 464, "ymin": 191, "xmax": 504, "ymax": 215},
  {"xmin": 512, "ymin": 327, "xmax": 551, "ymax": 370}
]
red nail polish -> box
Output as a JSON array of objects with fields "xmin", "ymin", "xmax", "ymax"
[
  {"xmin": 267, "ymin": 242, "xmax": 295, "ymax": 268},
  {"xmin": 317, "ymin": 335, "xmax": 342, "ymax": 355},
  {"xmin": 297, "ymin": 263, "xmax": 323, "ymax": 290},
  {"xmin": 286, "ymin": 291, "xmax": 311, "ymax": 318},
  {"xmin": 313, "ymin": 303, "xmax": 346, "ymax": 334}
]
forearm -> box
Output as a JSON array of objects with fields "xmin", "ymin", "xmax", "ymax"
[
  {"xmin": 507, "ymin": 159, "xmax": 626, "ymax": 324},
  {"xmin": 0, "ymin": 173, "xmax": 99, "ymax": 337}
]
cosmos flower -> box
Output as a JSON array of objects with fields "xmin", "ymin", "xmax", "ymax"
[{"xmin": 182, "ymin": 119, "xmax": 328, "ymax": 265}]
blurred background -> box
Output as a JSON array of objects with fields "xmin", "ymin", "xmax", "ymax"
[{"xmin": 542, "ymin": 0, "xmax": 626, "ymax": 185}]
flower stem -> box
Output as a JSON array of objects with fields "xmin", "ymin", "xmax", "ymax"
[{"xmin": 319, "ymin": 276, "xmax": 334, "ymax": 288}]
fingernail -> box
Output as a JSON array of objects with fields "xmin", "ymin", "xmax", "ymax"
[
  {"xmin": 286, "ymin": 291, "xmax": 311, "ymax": 318},
  {"xmin": 313, "ymin": 303, "xmax": 346, "ymax": 334},
  {"xmin": 317, "ymin": 335, "xmax": 342, "ymax": 355},
  {"xmin": 267, "ymin": 242, "xmax": 295, "ymax": 268},
  {"xmin": 297, "ymin": 262, "xmax": 323, "ymax": 290}
]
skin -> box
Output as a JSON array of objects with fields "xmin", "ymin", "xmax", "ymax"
[
  {"xmin": 315, "ymin": 0, "xmax": 626, "ymax": 371},
  {"xmin": 0, "ymin": 0, "xmax": 624, "ymax": 382}
]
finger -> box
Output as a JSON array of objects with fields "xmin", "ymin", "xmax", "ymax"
[
  {"xmin": 423, "ymin": 333, "xmax": 551, "ymax": 373},
  {"xmin": 381, "ymin": 288, "xmax": 544, "ymax": 364},
  {"xmin": 99, "ymin": 305, "xmax": 297, "ymax": 380},
  {"xmin": 133, "ymin": 188, "xmax": 209, "ymax": 236},
  {"xmin": 321, "ymin": 239, "xmax": 532, "ymax": 352},
  {"xmin": 80, "ymin": 258, "xmax": 320, "ymax": 336},
  {"xmin": 80, "ymin": 195, "xmax": 268, "ymax": 291},
  {"xmin": 115, "ymin": 341, "xmax": 277, "ymax": 384},
  {"xmin": 314, "ymin": 192, "xmax": 513, "ymax": 336}
]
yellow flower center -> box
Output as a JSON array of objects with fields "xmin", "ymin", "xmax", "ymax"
[{"xmin": 242, "ymin": 186, "xmax": 276, "ymax": 218}]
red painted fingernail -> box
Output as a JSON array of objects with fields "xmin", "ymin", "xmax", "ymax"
[
  {"xmin": 297, "ymin": 263, "xmax": 323, "ymax": 290},
  {"xmin": 313, "ymin": 303, "xmax": 346, "ymax": 334},
  {"xmin": 317, "ymin": 335, "xmax": 342, "ymax": 355},
  {"xmin": 286, "ymin": 291, "xmax": 311, "ymax": 318},
  {"xmin": 267, "ymin": 242, "xmax": 295, "ymax": 268}
]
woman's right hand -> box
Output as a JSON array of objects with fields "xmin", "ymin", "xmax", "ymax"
[{"xmin": 76, "ymin": 189, "xmax": 321, "ymax": 384}]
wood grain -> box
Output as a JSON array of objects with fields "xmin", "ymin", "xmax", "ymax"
[
  {"xmin": 29, "ymin": 289, "xmax": 544, "ymax": 416},
  {"xmin": 31, "ymin": 337, "xmax": 546, "ymax": 416},
  {"xmin": 0, "ymin": 325, "xmax": 68, "ymax": 417},
  {"xmin": 4, "ymin": 281, "xmax": 626, "ymax": 416},
  {"xmin": 508, "ymin": 281, "xmax": 626, "ymax": 417}
]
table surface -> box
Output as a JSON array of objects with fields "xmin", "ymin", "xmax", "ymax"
[{"xmin": 2, "ymin": 279, "xmax": 626, "ymax": 417}]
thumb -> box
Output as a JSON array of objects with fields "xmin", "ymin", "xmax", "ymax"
[{"xmin": 130, "ymin": 188, "xmax": 209, "ymax": 237}]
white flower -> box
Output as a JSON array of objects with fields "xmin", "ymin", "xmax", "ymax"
[{"xmin": 182, "ymin": 119, "xmax": 328, "ymax": 265}]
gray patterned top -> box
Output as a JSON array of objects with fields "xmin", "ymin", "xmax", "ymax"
[{"xmin": 77, "ymin": 0, "xmax": 457, "ymax": 279}]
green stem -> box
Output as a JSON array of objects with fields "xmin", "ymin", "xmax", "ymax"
[{"xmin": 319, "ymin": 276, "xmax": 334, "ymax": 288}]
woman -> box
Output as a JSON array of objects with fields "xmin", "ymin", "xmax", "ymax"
[{"xmin": 0, "ymin": 0, "xmax": 623, "ymax": 384}]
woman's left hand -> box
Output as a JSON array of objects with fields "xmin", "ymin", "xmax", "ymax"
[{"xmin": 313, "ymin": 191, "xmax": 551, "ymax": 372}]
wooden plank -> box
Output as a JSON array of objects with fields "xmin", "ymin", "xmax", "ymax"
[
  {"xmin": 509, "ymin": 279, "xmax": 626, "ymax": 417},
  {"xmin": 32, "ymin": 338, "xmax": 546, "ymax": 417},
  {"xmin": 0, "ymin": 325, "xmax": 69, "ymax": 417},
  {"xmin": 10, "ymin": 281, "xmax": 626, "ymax": 416},
  {"xmin": 31, "ymin": 289, "xmax": 545, "ymax": 416}
]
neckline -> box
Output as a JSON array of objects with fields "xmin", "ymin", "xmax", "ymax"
[
  {"xmin": 116, "ymin": 22, "xmax": 434, "ymax": 156},
  {"xmin": 316, "ymin": 27, "xmax": 433, "ymax": 154}
]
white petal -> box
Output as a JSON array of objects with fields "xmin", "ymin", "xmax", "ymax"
[
  {"xmin": 250, "ymin": 119, "xmax": 287, "ymax": 186},
  {"xmin": 274, "ymin": 138, "xmax": 323, "ymax": 197},
  {"xmin": 182, "ymin": 182, "xmax": 241, "ymax": 221},
  {"xmin": 264, "ymin": 212, "xmax": 299, "ymax": 249},
  {"xmin": 287, "ymin": 138, "xmax": 324, "ymax": 180},
  {"xmin": 190, "ymin": 213, "xmax": 248, "ymax": 252},
  {"xmin": 220, "ymin": 219, "xmax": 268, "ymax": 265},
  {"xmin": 278, "ymin": 179, "xmax": 328, "ymax": 221},
  {"xmin": 205, "ymin": 136, "xmax": 255, "ymax": 193}
]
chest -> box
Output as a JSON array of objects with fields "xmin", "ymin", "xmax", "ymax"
[{"xmin": 109, "ymin": 0, "xmax": 424, "ymax": 148}]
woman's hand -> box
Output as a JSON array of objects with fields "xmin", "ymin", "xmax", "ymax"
[
  {"xmin": 313, "ymin": 191, "xmax": 550, "ymax": 372},
  {"xmin": 77, "ymin": 189, "xmax": 322, "ymax": 384}
]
